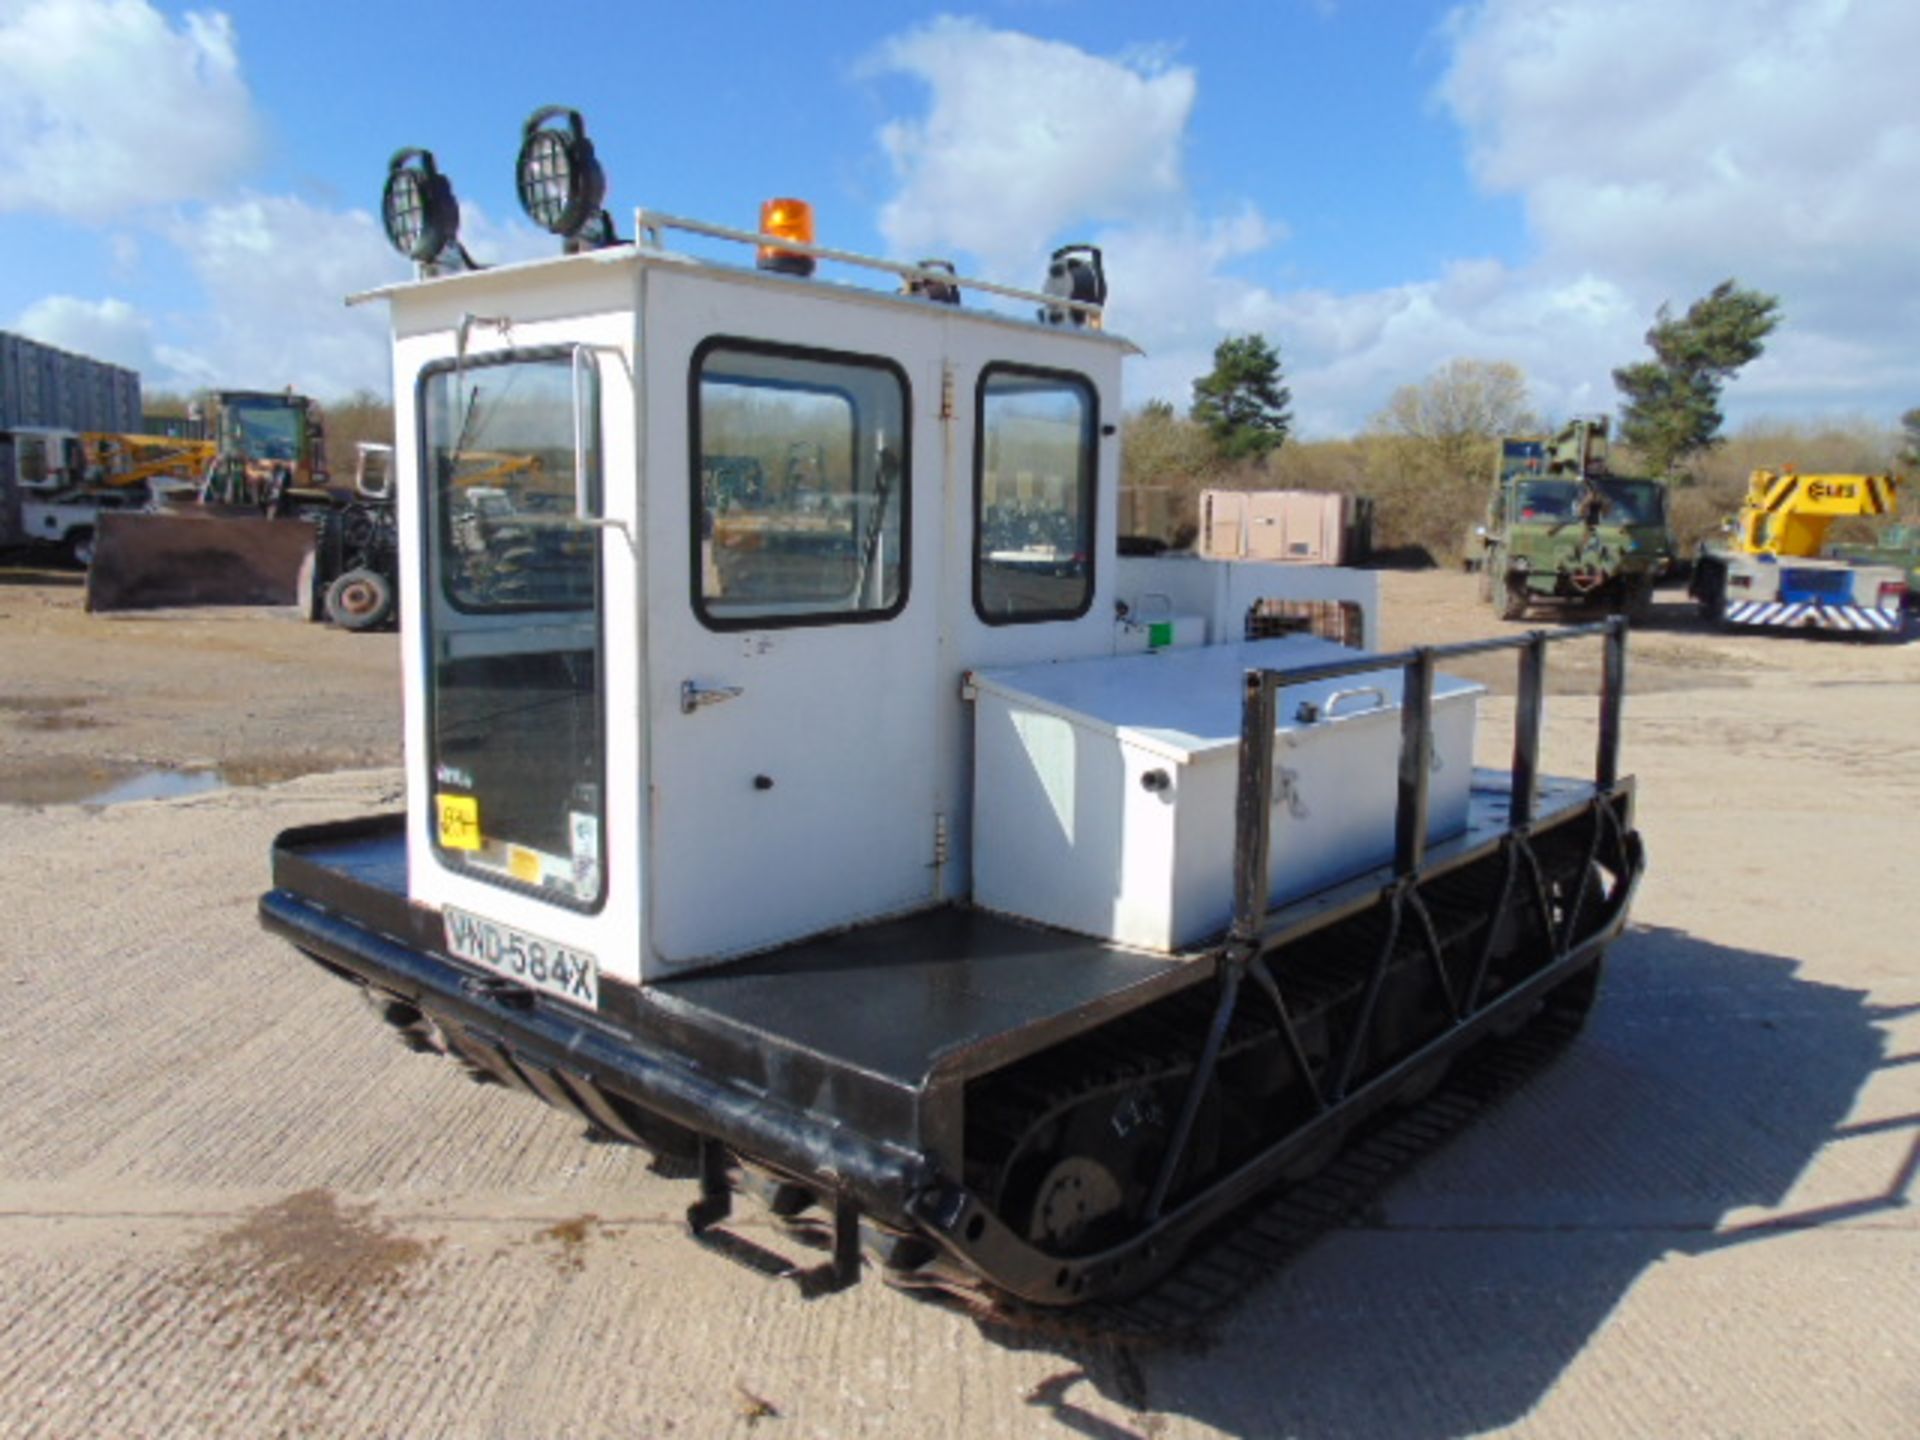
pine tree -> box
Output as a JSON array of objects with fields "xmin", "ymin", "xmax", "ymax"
[
  {"xmin": 1612, "ymin": 281, "xmax": 1780, "ymax": 475},
  {"xmin": 1191, "ymin": 335, "xmax": 1292, "ymax": 461}
]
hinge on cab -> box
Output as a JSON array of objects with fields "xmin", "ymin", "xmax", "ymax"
[{"xmin": 940, "ymin": 364, "xmax": 956, "ymax": 422}]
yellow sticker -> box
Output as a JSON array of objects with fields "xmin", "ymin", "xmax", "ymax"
[
  {"xmin": 436, "ymin": 793, "xmax": 481, "ymax": 850},
  {"xmin": 507, "ymin": 846, "xmax": 542, "ymax": 884}
]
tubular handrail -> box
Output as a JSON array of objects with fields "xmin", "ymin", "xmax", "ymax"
[{"xmin": 1230, "ymin": 617, "xmax": 1628, "ymax": 947}]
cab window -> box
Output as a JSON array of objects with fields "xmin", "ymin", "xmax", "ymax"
[
  {"xmin": 691, "ymin": 340, "xmax": 909, "ymax": 628},
  {"xmin": 974, "ymin": 366, "xmax": 1096, "ymax": 623}
]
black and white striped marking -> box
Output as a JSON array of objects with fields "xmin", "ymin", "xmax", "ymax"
[{"xmin": 1725, "ymin": 600, "xmax": 1899, "ymax": 631}]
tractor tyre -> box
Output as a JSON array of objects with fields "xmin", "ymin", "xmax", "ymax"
[{"xmin": 325, "ymin": 567, "xmax": 396, "ymax": 631}]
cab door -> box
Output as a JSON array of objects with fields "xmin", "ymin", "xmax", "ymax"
[
  {"xmin": 641, "ymin": 272, "xmax": 943, "ymax": 968},
  {"xmin": 403, "ymin": 315, "xmax": 642, "ymax": 996}
]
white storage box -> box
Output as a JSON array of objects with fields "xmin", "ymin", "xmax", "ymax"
[{"xmin": 971, "ymin": 636, "xmax": 1483, "ymax": 953}]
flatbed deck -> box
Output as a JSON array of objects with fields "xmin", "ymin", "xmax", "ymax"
[{"xmin": 263, "ymin": 768, "xmax": 1605, "ymax": 1175}]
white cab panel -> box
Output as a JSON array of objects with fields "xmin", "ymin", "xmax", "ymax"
[{"xmin": 639, "ymin": 268, "xmax": 946, "ymax": 968}]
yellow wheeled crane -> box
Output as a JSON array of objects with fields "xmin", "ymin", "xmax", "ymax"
[{"xmin": 1692, "ymin": 469, "xmax": 1907, "ymax": 634}]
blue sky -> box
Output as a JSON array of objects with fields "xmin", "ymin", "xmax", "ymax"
[{"xmin": 2, "ymin": 1, "xmax": 1914, "ymax": 437}]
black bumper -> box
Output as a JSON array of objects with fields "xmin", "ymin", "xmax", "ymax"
[{"xmin": 259, "ymin": 886, "xmax": 935, "ymax": 1222}]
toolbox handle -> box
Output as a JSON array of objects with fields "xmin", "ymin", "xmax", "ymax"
[{"xmin": 1295, "ymin": 685, "xmax": 1387, "ymax": 724}]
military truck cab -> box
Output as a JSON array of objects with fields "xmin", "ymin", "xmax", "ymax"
[
  {"xmin": 1479, "ymin": 417, "xmax": 1675, "ymax": 621},
  {"xmin": 262, "ymin": 116, "xmax": 1642, "ymax": 1312}
]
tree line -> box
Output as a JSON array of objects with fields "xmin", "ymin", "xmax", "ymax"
[{"xmin": 1126, "ymin": 279, "xmax": 1915, "ymax": 558}]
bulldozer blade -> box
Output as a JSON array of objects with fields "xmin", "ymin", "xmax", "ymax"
[{"xmin": 85, "ymin": 512, "xmax": 318, "ymax": 613}]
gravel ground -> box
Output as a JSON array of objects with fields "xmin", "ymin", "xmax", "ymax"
[{"xmin": 0, "ymin": 568, "xmax": 1915, "ymax": 1438}]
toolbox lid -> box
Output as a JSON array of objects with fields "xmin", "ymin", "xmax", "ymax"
[{"xmin": 970, "ymin": 636, "xmax": 1484, "ymax": 764}]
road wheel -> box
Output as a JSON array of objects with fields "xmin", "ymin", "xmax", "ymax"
[
  {"xmin": 1623, "ymin": 576, "xmax": 1655, "ymax": 623},
  {"xmin": 1693, "ymin": 561, "xmax": 1729, "ymax": 629},
  {"xmin": 65, "ymin": 528, "xmax": 96, "ymax": 569},
  {"xmin": 325, "ymin": 567, "xmax": 395, "ymax": 631},
  {"xmin": 1497, "ymin": 575, "xmax": 1529, "ymax": 621}
]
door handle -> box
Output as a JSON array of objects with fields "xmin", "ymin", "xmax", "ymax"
[{"xmin": 680, "ymin": 680, "xmax": 744, "ymax": 714}]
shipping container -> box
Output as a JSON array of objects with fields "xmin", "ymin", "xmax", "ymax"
[
  {"xmin": 1198, "ymin": 488, "xmax": 1373, "ymax": 565},
  {"xmin": 0, "ymin": 331, "xmax": 142, "ymax": 434}
]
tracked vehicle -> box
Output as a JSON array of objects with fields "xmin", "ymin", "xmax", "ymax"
[{"xmin": 260, "ymin": 112, "xmax": 1643, "ymax": 1313}]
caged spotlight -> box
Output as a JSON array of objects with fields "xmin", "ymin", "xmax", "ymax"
[
  {"xmin": 1039, "ymin": 244, "xmax": 1107, "ymax": 327},
  {"xmin": 382, "ymin": 148, "xmax": 472, "ymax": 270},
  {"xmin": 516, "ymin": 106, "xmax": 618, "ymax": 252},
  {"xmin": 904, "ymin": 258, "xmax": 962, "ymax": 306}
]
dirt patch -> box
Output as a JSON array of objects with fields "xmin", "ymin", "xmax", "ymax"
[
  {"xmin": 0, "ymin": 694, "xmax": 103, "ymax": 732},
  {"xmin": 186, "ymin": 1188, "xmax": 436, "ymax": 1347},
  {"xmin": 0, "ymin": 571, "xmax": 400, "ymax": 796},
  {"xmin": 534, "ymin": 1212, "xmax": 618, "ymax": 1274},
  {"xmin": 0, "ymin": 565, "xmax": 1909, "ymax": 810}
]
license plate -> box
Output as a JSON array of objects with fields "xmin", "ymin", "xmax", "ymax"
[{"xmin": 443, "ymin": 907, "xmax": 598, "ymax": 1008}]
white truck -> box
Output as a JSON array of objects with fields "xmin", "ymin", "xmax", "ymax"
[
  {"xmin": 260, "ymin": 111, "xmax": 1642, "ymax": 1316},
  {"xmin": 0, "ymin": 426, "xmax": 212, "ymax": 565}
]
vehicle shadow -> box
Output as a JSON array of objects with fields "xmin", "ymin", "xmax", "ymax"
[{"xmin": 987, "ymin": 924, "xmax": 1904, "ymax": 1438}]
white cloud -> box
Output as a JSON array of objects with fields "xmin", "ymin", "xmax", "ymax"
[
  {"xmin": 0, "ymin": 1, "xmax": 261, "ymax": 220},
  {"xmin": 864, "ymin": 18, "xmax": 1201, "ymax": 279},
  {"xmin": 15, "ymin": 194, "xmax": 554, "ymax": 402},
  {"xmin": 2, "ymin": 6, "xmax": 563, "ymax": 404},
  {"xmin": 868, "ymin": 7, "xmax": 1920, "ymax": 436},
  {"xmin": 148, "ymin": 194, "xmax": 551, "ymax": 399},
  {"xmin": 1435, "ymin": 0, "xmax": 1920, "ymax": 422},
  {"xmin": 155, "ymin": 194, "xmax": 408, "ymax": 398},
  {"xmin": 12, "ymin": 292, "xmax": 213, "ymax": 390},
  {"xmin": 865, "ymin": 19, "xmax": 1321, "ymax": 415}
]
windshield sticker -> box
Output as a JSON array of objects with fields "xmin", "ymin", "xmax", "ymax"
[
  {"xmin": 436, "ymin": 793, "xmax": 481, "ymax": 850},
  {"xmin": 570, "ymin": 812, "xmax": 601, "ymax": 894}
]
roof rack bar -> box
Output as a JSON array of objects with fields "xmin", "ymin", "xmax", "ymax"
[{"xmin": 632, "ymin": 208, "xmax": 1105, "ymax": 320}]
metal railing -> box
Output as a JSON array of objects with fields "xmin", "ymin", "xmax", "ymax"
[{"xmin": 1230, "ymin": 617, "xmax": 1628, "ymax": 949}]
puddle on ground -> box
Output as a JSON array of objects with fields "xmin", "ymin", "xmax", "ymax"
[
  {"xmin": 0, "ymin": 762, "xmax": 229, "ymax": 809},
  {"xmin": 82, "ymin": 767, "xmax": 227, "ymax": 806}
]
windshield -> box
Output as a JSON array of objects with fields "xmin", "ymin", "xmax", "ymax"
[
  {"xmin": 228, "ymin": 401, "xmax": 302, "ymax": 462},
  {"xmin": 1513, "ymin": 479, "xmax": 1581, "ymax": 520},
  {"xmin": 1514, "ymin": 477, "xmax": 1666, "ymax": 525},
  {"xmin": 1592, "ymin": 478, "xmax": 1667, "ymax": 525}
]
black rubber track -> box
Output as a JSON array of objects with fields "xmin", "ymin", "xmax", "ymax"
[{"xmin": 898, "ymin": 978, "xmax": 1596, "ymax": 1344}]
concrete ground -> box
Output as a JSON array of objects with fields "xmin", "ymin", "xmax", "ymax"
[{"xmin": 0, "ymin": 572, "xmax": 1915, "ymax": 1438}]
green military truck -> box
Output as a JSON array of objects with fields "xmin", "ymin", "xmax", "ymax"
[{"xmin": 1476, "ymin": 417, "xmax": 1675, "ymax": 621}]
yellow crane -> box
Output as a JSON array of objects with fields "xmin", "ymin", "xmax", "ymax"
[
  {"xmin": 1692, "ymin": 468, "xmax": 1907, "ymax": 634},
  {"xmin": 1732, "ymin": 469, "xmax": 1899, "ymax": 557}
]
